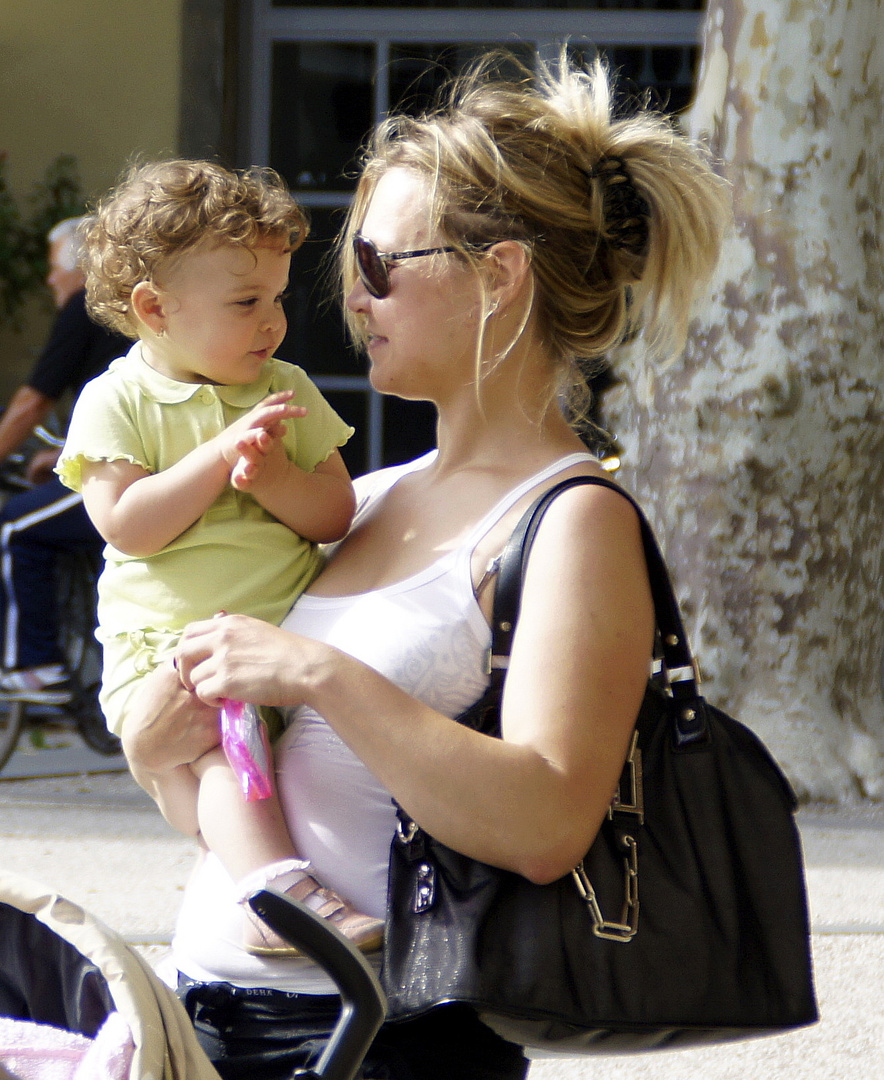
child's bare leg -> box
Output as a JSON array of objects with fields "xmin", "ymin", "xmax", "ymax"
[
  {"xmin": 191, "ymin": 743, "xmax": 384, "ymax": 955},
  {"xmin": 190, "ymin": 746, "xmax": 297, "ymax": 879},
  {"xmin": 121, "ymin": 662, "xmax": 382, "ymax": 951}
]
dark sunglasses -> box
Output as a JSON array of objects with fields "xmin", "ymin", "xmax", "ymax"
[{"xmin": 353, "ymin": 234, "xmax": 459, "ymax": 299}]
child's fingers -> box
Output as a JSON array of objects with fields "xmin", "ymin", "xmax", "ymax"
[
  {"xmin": 253, "ymin": 395, "xmax": 307, "ymax": 421},
  {"xmin": 264, "ymin": 403, "xmax": 308, "ymax": 425},
  {"xmin": 234, "ymin": 432, "xmax": 269, "ymax": 462},
  {"xmin": 260, "ymin": 389, "xmax": 295, "ymax": 406},
  {"xmin": 231, "ymin": 457, "xmax": 257, "ymax": 489}
]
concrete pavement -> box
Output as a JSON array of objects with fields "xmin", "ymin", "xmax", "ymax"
[{"xmin": 1, "ymin": 725, "xmax": 883, "ymax": 1079}]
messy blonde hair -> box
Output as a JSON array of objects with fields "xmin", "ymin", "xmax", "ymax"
[
  {"xmin": 84, "ymin": 159, "xmax": 308, "ymax": 337},
  {"xmin": 340, "ymin": 51, "xmax": 730, "ymax": 418}
]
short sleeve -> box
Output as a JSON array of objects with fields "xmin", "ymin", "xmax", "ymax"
[
  {"xmin": 55, "ymin": 369, "xmax": 150, "ymax": 492},
  {"xmin": 273, "ymin": 363, "xmax": 354, "ymax": 472}
]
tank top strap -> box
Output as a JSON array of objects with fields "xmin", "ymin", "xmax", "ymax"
[{"xmin": 460, "ymin": 452, "xmax": 599, "ymax": 553}]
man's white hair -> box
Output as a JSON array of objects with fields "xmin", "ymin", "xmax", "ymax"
[{"xmin": 47, "ymin": 215, "xmax": 91, "ymax": 272}]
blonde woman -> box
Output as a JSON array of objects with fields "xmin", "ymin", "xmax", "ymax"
[{"xmin": 124, "ymin": 55, "xmax": 730, "ymax": 1080}]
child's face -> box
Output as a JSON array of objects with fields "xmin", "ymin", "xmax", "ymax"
[{"xmin": 146, "ymin": 241, "xmax": 291, "ymax": 384}]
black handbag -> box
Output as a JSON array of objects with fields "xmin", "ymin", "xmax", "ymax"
[{"xmin": 382, "ymin": 475, "xmax": 818, "ymax": 1052}]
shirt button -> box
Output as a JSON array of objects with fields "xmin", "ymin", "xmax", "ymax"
[{"xmin": 199, "ymin": 389, "xmax": 214, "ymax": 405}]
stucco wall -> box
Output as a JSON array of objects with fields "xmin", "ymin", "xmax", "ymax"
[{"xmin": 0, "ymin": 0, "xmax": 182, "ymax": 398}]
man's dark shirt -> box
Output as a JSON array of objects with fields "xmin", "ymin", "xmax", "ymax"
[{"xmin": 28, "ymin": 289, "xmax": 129, "ymax": 401}]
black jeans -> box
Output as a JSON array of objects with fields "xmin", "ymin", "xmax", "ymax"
[{"xmin": 178, "ymin": 978, "xmax": 529, "ymax": 1080}]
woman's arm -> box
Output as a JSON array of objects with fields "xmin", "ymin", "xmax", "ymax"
[
  {"xmin": 172, "ymin": 484, "xmax": 654, "ymax": 883},
  {"xmin": 79, "ymin": 392, "xmax": 306, "ymax": 556}
]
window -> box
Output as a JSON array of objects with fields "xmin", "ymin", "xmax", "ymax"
[{"xmin": 243, "ymin": 1, "xmax": 704, "ymax": 474}]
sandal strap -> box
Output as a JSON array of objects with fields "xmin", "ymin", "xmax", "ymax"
[
  {"xmin": 288, "ymin": 877, "xmax": 347, "ymax": 918},
  {"xmin": 236, "ymin": 858, "xmax": 312, "ymax": 903}
]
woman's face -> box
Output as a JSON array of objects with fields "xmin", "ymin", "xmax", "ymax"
[{"xmin": 345, "ymin": 167, "xmax": 485, "ymax": 404}]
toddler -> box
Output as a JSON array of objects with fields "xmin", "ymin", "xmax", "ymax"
[{"xmin": 57, "ymin": 160, "xmax": 383, "ymax": 956}]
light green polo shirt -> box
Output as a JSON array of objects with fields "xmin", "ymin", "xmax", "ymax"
[{"xmin": 58, "ymin": 343, "xmax": 354, "ymax": 644}]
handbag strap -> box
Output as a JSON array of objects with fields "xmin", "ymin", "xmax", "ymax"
[{"xmin": 491, "ymin": 474, "xmax": 702, "ymax": 707}]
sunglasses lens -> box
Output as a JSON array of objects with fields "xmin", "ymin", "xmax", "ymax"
[{"xmin": 354, "ymin": 236, "xmax": 388, "ymax": 298}]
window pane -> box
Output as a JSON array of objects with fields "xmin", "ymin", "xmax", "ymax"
[
  {"xmin": 568, "ymin": 40, "xmax": 699, "ymax": 113},
  {"xmin": 270, "ymin": 42, "xmax": 374, "ymax": 191},
  {"xmin": 383, "ymin": 398, "xmax": 437, "ymax": 468},
  {"xmin": 388, "ymin": 43, "xmax": 534, "ymax": 113},
  {"xmin": 277, "ymin": 206, "xmax": 355, "ymax": 377}
]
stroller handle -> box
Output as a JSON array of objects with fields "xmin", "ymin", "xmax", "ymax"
[{"xmin": 248, "ymin": 889, "xmax": 387, "ymax": 1080}]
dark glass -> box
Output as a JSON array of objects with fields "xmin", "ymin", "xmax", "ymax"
[
  {"xmin": 313, "ymin": 388, "xmax": 368, "ymax": 477},
  {"xmin": 270, "ymin": 41, "xmax": 374, "ymax": 191},
  {"xmin": 382, "ymin": 398, "xmax": 438, "ymax": 469},
  {"xmin": 388, "ymin": 43, "xmax": 533, "ymax": 114},
  {"xmin": 277, "ymin": 206, "xmax": 355, "ymax": 377},
  {"xmin": 568, "ymin": 40, "xmax": 699, "ymax": 114}
]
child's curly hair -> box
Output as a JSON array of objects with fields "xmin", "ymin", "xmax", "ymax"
[{"xmin": 84, "ymin": 159, "xmax": 308, "ymax": 337}]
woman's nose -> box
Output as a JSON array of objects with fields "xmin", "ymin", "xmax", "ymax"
[{"xmin": 346, "ymin": 278, "xmax": 370, "ymax": 313}]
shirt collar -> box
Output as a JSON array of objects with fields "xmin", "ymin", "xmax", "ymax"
[{"xmin": 112, "ymin": 341, "xmax": 275, "ymax": 406}]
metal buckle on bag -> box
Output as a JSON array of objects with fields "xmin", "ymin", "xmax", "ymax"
[
  {"xmin": 571, "ymin": 837, "xmax": 639, "ymax": 942},
  {"xmin": 664, "ymin": 658, "xmax": 702, "ymax": 692},
  {"xmin": 396, "ymin": 817, "xmax": 419, "ymax": 844},
  {"xmin": 608, "ymin": 731, "xmax": 644, "ymax": 825}
]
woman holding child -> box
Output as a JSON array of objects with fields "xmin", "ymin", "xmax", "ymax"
[{"xmin": 118, "ymin": 53, "xmax": 730, "ymax": 1079}]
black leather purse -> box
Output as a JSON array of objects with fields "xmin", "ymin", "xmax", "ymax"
[{"xmin": 383, "ymin": 475, "xmax": 818, "ymax": 1052}]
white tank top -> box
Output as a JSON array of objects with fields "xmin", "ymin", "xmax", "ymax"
[{"xmin": 171, "ymin": 450, "xmax": 596, "ymax": 992}]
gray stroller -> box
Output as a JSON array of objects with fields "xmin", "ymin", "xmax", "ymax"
[{"xmin": 0, "ymin": 870, "xmax": 385, "ymax": 1080}]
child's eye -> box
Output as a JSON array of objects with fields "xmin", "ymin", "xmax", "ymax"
[
  {"xmin": 275, "ymin": 291, "xmax": 290, "ymax": 305},
  {"xmin": 236, "ymin": 298, "xmax": 259, "ymax": 308}
]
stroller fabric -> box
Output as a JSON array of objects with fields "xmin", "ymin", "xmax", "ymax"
[
  {"xmin": 0, "ymin": 1010, "xmax": 133, "ymax": 1080},
  {"xmin": 0, "ymin": 871, "xmax": 219, "ymax": 1080}
]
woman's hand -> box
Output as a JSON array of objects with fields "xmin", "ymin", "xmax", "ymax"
[{"xmin": 174, "ymin": 613, "xmax": 314, "ymax": 709}]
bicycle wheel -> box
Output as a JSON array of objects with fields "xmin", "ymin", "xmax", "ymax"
[
  {"xmin": 56, "ymin": 549, "xmax": 121, "ymax": 757},
  {"xmin": 57, "ymin": 548, "xmax": 100, "ymax": 679},
  {"xmin": 72, "ymin": 687, "xmax": 121, "ymax": 756},
  {"xmin": 0, "ymin": 698, "xmax": 25, "ymax": 772}
]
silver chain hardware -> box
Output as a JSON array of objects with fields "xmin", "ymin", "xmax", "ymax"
[{"xmin": 570, "ymin": 730, "xmax": 642, "ymax": 942}]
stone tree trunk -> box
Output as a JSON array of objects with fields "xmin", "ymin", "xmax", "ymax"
[{"xmin": 606, "ymin": 0, "xmax": 884, "ymax": 801}]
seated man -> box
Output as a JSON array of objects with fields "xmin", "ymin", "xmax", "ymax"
[{"xmin": 0, "ymin": 217, "xmax": 128, "ymax": 703}]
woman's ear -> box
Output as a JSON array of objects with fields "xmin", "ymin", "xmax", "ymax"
[
  {"xmin": 485, "ymin": 240, "xmax": 532, "ymax": 310},
  {"xmin": 130, "ymin": 281, "xmax": 166, "ymax": 336}
]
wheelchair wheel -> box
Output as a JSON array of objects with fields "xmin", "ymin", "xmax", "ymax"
[{"xmin": 0, "ymin": 698, "xmax": 25, "ymax": 771}]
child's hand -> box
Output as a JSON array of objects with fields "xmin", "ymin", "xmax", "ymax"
[
  {"xmin": 229, "ymin": 427, "xmax": 292, "ymax": 491},
  {"xmin": 216, "ymin": 391, "xmax": 306, "ymax": 471}
]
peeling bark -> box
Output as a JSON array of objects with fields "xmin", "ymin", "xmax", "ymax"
[{"xmin": 606, "ymin": 0, "xmax": 884, "ymax": 801}]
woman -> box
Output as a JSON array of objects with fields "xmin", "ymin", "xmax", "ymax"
[{"xmin": 123, "ymin": 53, "xmax": 730, "ymax": 1079}]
